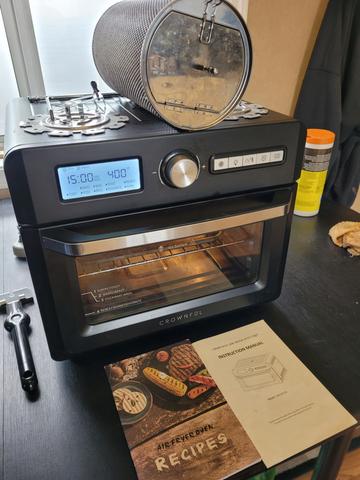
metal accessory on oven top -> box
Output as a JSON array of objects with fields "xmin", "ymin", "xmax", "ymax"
[
  {"xmin": 92, "ymin": 0, "xmax": 252, "ymax": 130},
  {"xmin": 225, "ymin": 102, "xmax": 270, "ymax": 121},
  {"xmin": 19, "ymin": 93, "xmax": 130, "ymax": 137},
  {"xmin": 19, "ymin": 97, "xmax": 270, "ymax": 137},
  {"xmin": 199, "ymin": 0, "xmax": 222, "ymax": 44},
  {"xmin": 0, "ymin": 289, "xmax": 38, "ymax": 394}
]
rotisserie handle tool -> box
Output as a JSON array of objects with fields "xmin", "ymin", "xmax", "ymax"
[{"xmin": 0, "ymin": 289, "xmax": 38, "ymax": 394}]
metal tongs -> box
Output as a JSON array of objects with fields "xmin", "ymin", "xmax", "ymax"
[{"xmin": 1, "ymin": 289, "xmax": 38, "ymax": 394}]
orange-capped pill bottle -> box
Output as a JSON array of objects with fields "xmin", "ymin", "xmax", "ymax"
[{"xmin": 294, "ymin": 128, "xmax": 336, "ymax": 217}]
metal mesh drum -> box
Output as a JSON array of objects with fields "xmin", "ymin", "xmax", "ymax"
[{"xmin": 92, "ymin": 0, "xmax": 252, "ymax": 130}]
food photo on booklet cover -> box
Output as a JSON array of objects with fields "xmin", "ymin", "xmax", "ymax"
[{"xmin": 104, "ymin": 340, "xmax": 260, "ymax": 480}]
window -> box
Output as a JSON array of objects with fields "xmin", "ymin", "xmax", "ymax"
[
  {"xmin": 0, "ymin": 9, "xmax": 19, "ymax": 136},
  {"xmin": 29, "ymin": 0, "xmax": 118, "ymax": 96},
  {"xmin": 28, "ymin": 0, "xmax": 246, "ymax": 98},
  {"xmin": 1, "ymin": 0, "xmax": 248, "ymax": 103}
]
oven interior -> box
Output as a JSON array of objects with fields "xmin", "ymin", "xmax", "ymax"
[{"xmin": 75, "ymin": 222, "xmax": 264, "ymax": 325}]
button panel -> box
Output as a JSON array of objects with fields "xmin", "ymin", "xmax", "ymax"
[
  {"xmin": 228, "ymin": 156, "xmax": 243, "ymax": 169},
  {"xmin": 270, "ymin": 150, "xmax": 284, "ymax": 163},
  {"xmin": 243, "ymin": 154, "xmax": 257, "ymax": 167},
  {"xmin": 213, "ymin": 157, "xmax": 229, "ymax": 171},
  {"xmin": 212, "ymin": 149, "xmax": 285, "ymax": 172}
]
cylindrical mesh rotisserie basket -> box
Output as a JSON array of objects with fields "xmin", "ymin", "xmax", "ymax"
[{"xmin": 92, "ymin": 0, "xmax": 252, "ymax": 130}]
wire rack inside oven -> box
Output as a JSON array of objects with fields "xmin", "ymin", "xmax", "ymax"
[{"xmin": 76, "ymin": 230, "xmax": 254, "ymax": 278}]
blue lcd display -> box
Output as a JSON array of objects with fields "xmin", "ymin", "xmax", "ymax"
[{"xmin": 57, "ymin": 158, "xmax": 141, "ymax": 201}]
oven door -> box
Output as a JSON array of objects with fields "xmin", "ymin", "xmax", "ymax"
[{"xmin": 39, "ymin": 187, "xmax": 294, "ymax": 357}]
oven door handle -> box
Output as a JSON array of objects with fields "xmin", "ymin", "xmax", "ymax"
[{"xmin": 42, "ymin": 204, "xmax": 289, "ymax": 257}]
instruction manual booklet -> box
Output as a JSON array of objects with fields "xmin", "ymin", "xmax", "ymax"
[
  {"xmin": 105, "ymin": 321, "xmax": 356, "ymax": 477},
  {"xmin": 105, "ymin": 339, "xmax": 260, "ymax": 480},
  {"xmin": 193, "ymin": 320, "xmax": 357, "ymax": 467}
]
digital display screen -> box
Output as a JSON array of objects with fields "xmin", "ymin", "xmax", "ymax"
[{"xmin": 57, "ymin": 158, "xmax": 141, "ymax": 201}]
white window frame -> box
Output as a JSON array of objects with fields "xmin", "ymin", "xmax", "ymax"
[
  {"xmin": 0, "ymin": 0, "xmax": 45, "ymax": 192},
  {"xmin": 0, "ymin": 0, "xmax": 248, "ymax": 190},
  {"xmin": 0, "ymin": 0, "xmax": 45, "ymax": 97}
]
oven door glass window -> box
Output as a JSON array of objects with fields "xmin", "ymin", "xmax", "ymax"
[{"xmin": 75, "ymin": 223, "xmax": 263, "ymax": 325}]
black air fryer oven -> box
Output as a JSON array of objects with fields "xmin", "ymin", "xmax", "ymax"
[{"xmin": 4, "ymin": 98, "xmax": 305, "ymax": 359}]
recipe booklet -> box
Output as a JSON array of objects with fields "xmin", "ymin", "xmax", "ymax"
[
  {"xmin": 105, "ymin": 340, "xmax": 261, "ymax": 480},
  {"xmin": 105, "ymin": 321, "xmax": 356, "ymax": 477},
  {"xmin": 193, "ymin": 320, "xmax": 357, "ymax": 467}
]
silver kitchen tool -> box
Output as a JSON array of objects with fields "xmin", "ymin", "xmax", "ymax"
[
  {"xmin": 92, "ymin": 0, "xmax": 252, "ymax": 131},
  {"xmin": 1, "ymin": 289, "xmax": 38, "ymax": 394}
]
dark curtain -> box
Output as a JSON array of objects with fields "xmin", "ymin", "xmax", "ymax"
[{"xmin": 295, "ymin": 0, "xmax": 360, "ymax": 207}]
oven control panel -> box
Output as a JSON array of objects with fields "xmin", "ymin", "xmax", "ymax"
[
  {"xmin": 5, "ymin": 93, "xmax": 305, "ymax": 226},
  {"xmin": 161, "ymin": 151, "xmax": 200, "ymax": 189},
  {"xmin": 211, "ymin": 149, "xmax": 285, "ymax": 173}
]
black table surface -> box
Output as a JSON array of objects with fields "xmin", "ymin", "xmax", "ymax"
[{"xmin": 1, "ymin": 199, "xmax": 359, "ymax": 480}]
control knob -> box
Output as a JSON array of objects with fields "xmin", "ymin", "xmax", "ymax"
[{"xmin": 161, "ymin": 151, "xmax": 200, "ymax": 189}]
